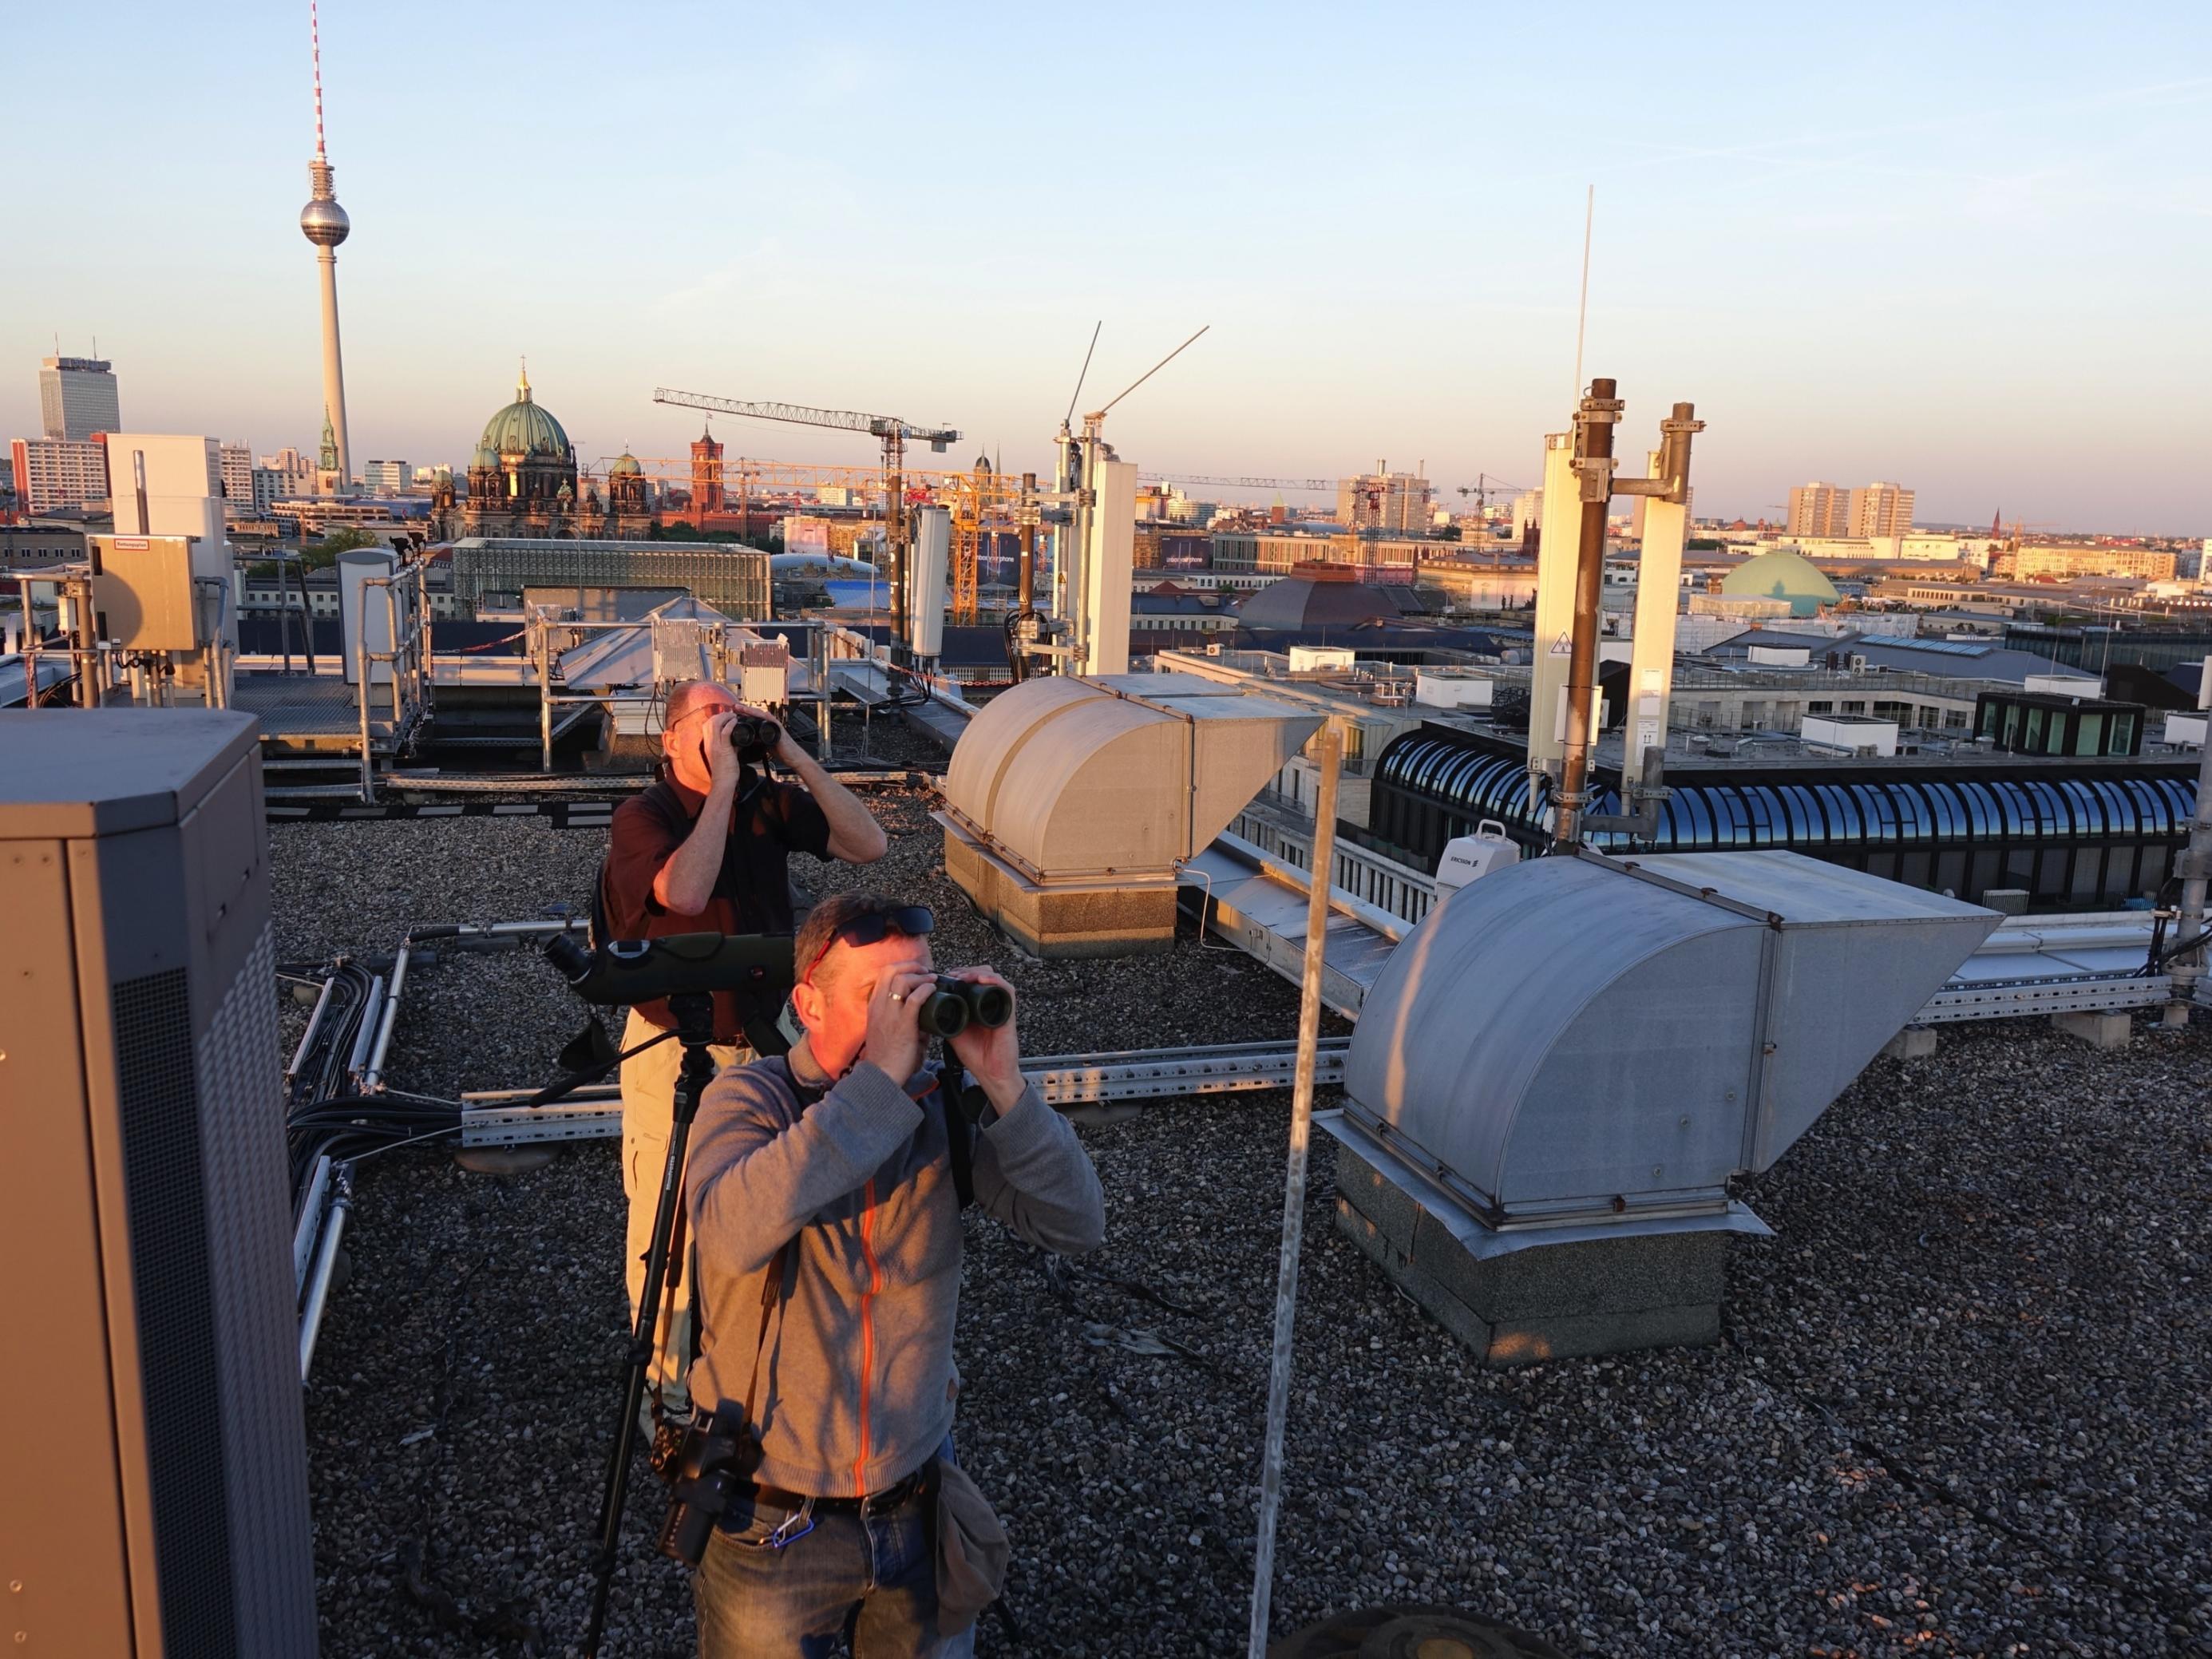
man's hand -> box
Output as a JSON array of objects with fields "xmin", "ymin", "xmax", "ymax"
[
  {"xmin": 702, "ymin": 710, "xmax": 746, "ymax": 796},
  {"xmin": 732, "ymin": 700, "xmax": 804, "ymax": 770},
  {"xmin": 861, "ymin": 967, "xmax": 935, "ymax": 1084},
  {"xmin": 945, "ymin": 968, "xmax": 1024, "ymax": 1111}
]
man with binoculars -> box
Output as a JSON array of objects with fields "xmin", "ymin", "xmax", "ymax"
[
  {"xmin": 677, "ymin": 893, "xmax": 1104, "ymax": 1656},
  {"xmin": 600, "ymin": 679, "xmax": 888, "ymax": 1427}
]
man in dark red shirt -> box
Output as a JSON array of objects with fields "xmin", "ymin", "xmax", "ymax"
[{"xmin": 599, "ymin": 678, "xmax": 887, "ymax": 1426}]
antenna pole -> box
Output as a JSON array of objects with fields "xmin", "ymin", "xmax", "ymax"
[
  {"xmin": 311, "ymin": 0, "xmax": 327, "ymax": 157},
  {"xmin": 1246, "ymin": 727, "xmax": 1342, "ymax": 1658},
  {"xmin": 1571, "ymin": 184, "xmax": 1593, "ymax": 401}
]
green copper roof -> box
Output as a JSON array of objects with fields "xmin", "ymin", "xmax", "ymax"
[{"xmin": 477, "ymin": 365, "xmax": 571, "ymax": 463}]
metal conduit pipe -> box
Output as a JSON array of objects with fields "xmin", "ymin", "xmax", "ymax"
[
  {"xmin": 298, "ymin": 1164, "xmax": 354, "ymax": 1383},
  {"xmin": 286, "ymin": 972, "xmax": 338, "ymax": 1086},
  {"xmin": 293, "ymin": 1154, "xmax": 333, "ymax": 1297},
  {"xmin": 360, "ymin": 942, "xmax": 410, "ymax": 1092},
  {"xmin": 344, "ymin": 973, "xmax": 385, "ymax": 1089}
]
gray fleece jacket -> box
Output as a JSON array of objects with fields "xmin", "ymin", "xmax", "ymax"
[{"xmin": 683, "ymin": 1045, "xmax": 1105, "ymax": 1499}]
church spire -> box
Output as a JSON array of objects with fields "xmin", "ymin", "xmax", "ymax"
[{"xmin": 517, "ymin": 357, "xmax": 531, "ymax": 402}]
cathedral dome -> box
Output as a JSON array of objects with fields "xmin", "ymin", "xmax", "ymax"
[
  {"xmin": 1719, "ymin": 548, "xmax": 1839, "ymax": 618},
  {"xmin": 478, "ymin": 366, "xmax": 572, "ymax": 462},
  {"xmin": 608, "ymin": 451, "xmax": 642, "ymax": 477}
]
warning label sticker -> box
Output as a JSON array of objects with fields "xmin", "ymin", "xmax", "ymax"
[{"xmin": 1549, "ymin": 632, "xmax": 1572, "ymax": 656}]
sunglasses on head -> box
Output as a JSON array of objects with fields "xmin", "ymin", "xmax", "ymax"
[{"xmin": 801, "ymin": 905, "xmax": 935, "ymax": 984}]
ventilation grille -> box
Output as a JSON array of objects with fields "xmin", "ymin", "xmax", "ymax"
[
  {"xmin": 113, "ymin": 965, "xmax": 235, "ymax": 1656},
  {"xmin": 196, "ymin": 924, "xmax": 317, "ymax": 1655}
]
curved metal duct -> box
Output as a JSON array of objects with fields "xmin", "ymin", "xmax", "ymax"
[
  {"xmin": 1324, "ymin": 849, "xmax": 1999, "ymax": 1362},
  {"xmin": 1341, "ymin": 849, "xmax": 1999, "ymax": 1230},
  {"xmin": 937, "ymin": 673, "xmax": 1322, "ymax": 955}
]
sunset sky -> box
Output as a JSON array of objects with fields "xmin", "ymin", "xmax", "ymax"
[{"xmin": 6, "ymin": 0, "xmax": 2207, "ymax": 531}]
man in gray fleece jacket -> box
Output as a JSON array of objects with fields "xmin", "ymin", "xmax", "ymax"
[{"xmin": 682, "ymin": 893, "xmax": 1105, "ymax": 1657}]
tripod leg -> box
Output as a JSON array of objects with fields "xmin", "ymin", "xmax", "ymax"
[{"xmin": 584, "ymin": 1034, "xmax": 718, "ymax": 1656}]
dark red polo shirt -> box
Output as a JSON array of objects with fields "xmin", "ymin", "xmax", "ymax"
[{"xmin": 599, "ymin": 770, "xmax": 831, "ymax": 1041}]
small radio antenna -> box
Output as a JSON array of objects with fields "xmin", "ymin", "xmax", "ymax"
[
  {"xmin": 1098, "ymin": 324, "xmax": 1210, "ymax": 417},
  {"xmin": 1063, "ymin": 321, "xmax": 1102, "ymax": 427}
]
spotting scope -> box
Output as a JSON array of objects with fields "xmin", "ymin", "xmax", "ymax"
[{"xmin": 544, "ymin": 932, "xmax": 794, "ymax": 1007}]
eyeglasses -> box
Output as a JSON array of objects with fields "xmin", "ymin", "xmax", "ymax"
[
  {"xmin": 668, "ymin": 699, "xmax": 740, "ymax": 730},
  {"xmin": 800, "ymin": 905, "xmax": 935, "ymax": 986}
]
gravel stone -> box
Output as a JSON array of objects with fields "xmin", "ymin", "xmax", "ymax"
[{"xmin": 277, "ymin": 791, "xmax": 2212, "ymax": 1657}]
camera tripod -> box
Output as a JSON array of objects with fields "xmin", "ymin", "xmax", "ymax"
[{"xmin": 582, "ymin": 989, "xmax": 719, "ymax": 1657}]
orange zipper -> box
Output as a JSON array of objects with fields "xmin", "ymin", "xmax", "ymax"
[{"xmin": 853, "ymin": 1176, "xmax": 881, "ymax": 1496}]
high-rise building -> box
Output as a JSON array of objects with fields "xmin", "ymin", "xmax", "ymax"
[
  {"xmin": 300, "ymin": 2, "xmax": 354, "ymax": 493},
  {"xmin": 1511, "ymin": 489, "xmax": 1544, "ymax": 539},
  {"xmin": 10, "ymin": 437, "xmax": 111, "ymax": 512},
  {"xmin": 38, "ymin": 356, "xmax": 121, "ymax": 441},
  {"xmin": 1338, "ymin": 464, "xmax": 1432, "ymax": 535},
  {"xmin": 256, "ymin": 445, "xmax": 315, "ymax": 508},
  {"xmin": 360, "ymin": 458, "xmax": 410, "ymax": 495},
  {"xmin": 1787, "ymin": 481, "xmax": 1850, "ymax": 539},
  {"xmin": 220, "ymin": 442, "xmax": 254, "ymax": 517},
  {"xmin": 1849, "ymin": 481, "xmax": 1915, "ymax": 538}
]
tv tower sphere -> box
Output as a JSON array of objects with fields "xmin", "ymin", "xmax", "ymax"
[{"xmin": 300, "ymin": 189, "xmax": 350, "ymax": 247}]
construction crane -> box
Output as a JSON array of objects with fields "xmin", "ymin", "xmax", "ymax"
[
  {"xmin": 653, "ymin": 388, "xmax": 960, "ymax": 646},
  {"xmin": 1454, "ymin": 473, "xmax": 1531, "ymax": 513},
  {"xmin": 1138, "ymin": 472, "xmax": 1335, "ymax": 493}
]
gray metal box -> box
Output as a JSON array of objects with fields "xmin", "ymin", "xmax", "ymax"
[
  {"xmin": 92, "ymin": 534, "xmax": 204, "ymax": 651},
  {"xmin": 0, "ymin": 710, "xmax": 315, "ymax": 1656}
]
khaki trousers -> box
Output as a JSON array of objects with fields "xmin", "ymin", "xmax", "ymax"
[{"xmin": 619, "ymin": 1008, "xmax": 742, "ymax": 1420}]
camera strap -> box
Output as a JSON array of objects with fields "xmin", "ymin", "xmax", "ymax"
[
  {"xmin": 936, "ymin": 1048, "xmax": 978, "ymax": 1210},
  {"xmin": 742, "ymin": 1244, "xmax": 789, "ymax": 1430}
]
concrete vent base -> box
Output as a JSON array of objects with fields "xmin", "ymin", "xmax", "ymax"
[
  {"xmin": 1332, "ymin": 1139, "xmax": 1731, "ymax": 1368},
  {"xmin": 941, "ymin": 819, "xmax": 1178, "ymax": 958}
]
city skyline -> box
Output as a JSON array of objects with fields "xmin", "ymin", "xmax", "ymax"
[{"xmin": 4, "ymin": 2, "xmax": 2208, "ymax": 533}]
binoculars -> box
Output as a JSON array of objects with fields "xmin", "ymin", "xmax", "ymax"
[
  {"xmin": 914, "ymin": 976, "xmax": 1013, "ymax": 1039},
  {"xmin": 726, "ymin": 714, "xmax": 781, "ymax": 756}
]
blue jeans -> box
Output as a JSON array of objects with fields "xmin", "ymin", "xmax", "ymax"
[{"xmin": 693, "ymin": 1479, "xmax": 974, "ymax": 1659}]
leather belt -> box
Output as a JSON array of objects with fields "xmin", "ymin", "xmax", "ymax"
[{"xmin": 742, "ymin": 1462, "xmax": 933, "ymax": 1518}]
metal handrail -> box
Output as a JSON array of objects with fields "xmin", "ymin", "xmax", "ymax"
[{"xmin": 354, "ymin": 557, "xmax": 433, "ymax": 800}]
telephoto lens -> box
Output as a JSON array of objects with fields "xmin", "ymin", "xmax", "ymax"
[{"xmin": 914, "ymin": 976, "xmax": 1012, "ymax": 1038}]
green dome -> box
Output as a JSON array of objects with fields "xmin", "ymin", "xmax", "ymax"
[
  {"xmin": 608, "ymin": 451, "xmax": 641, "ymax": 477},
  {"xmin": 1718, "ymin": 548, "xmax": 1839, "ymax": 618},
  {"xmin": 478, "ymin": 366, "xmax": 571, "ymax": 462},
  {"xmin": 472, "ymin": 441, "xmax": 498, "ymax": 468}
]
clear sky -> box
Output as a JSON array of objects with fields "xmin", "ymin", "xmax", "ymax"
[{"xmin": 6, "ymin": 2, "xmax": 2207, "ymax": 533}]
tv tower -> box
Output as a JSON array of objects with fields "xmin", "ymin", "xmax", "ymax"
[{"xmin": 299, "ymin": 0, "xmax": 352, "ymax": 493}]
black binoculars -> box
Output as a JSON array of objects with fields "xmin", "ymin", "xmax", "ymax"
[
  {"xmin": 726, "ymin": 714, "xmax": 781, "ymax": 755},
  {"xmin": 915, "ymin": 976, "xmax": 1013, "ymax": 1039}
]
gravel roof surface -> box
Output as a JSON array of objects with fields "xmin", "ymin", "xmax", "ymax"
[{"xmin": 278, "ymin": 781, "xmax": 2212, "ymax": 1658}]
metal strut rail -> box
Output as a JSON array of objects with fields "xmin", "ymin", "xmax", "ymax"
[{"xmin": 455, "ymin": 1038, "xmax": 1355, "ymax": 1146}]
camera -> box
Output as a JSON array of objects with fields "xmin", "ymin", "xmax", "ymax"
[
  {"xmin": 915, "ymin": 976, "xmax": 1014, "ymax": 1039},
  {"xmin": 656, "ymin": 1408, "xmax": 762, "ymax": 1566},
  {"xmin": 726, "ymin": 714, "xmax": 781, "ymax": 757},
  {"xmin": 545, "ymin": 931, "xmax": 794, "ymax": 1007}
]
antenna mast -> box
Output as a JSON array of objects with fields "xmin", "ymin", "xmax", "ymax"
[{"xmin": 311, "ymin": 0, "xmax": 328, "ymax": 158}]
